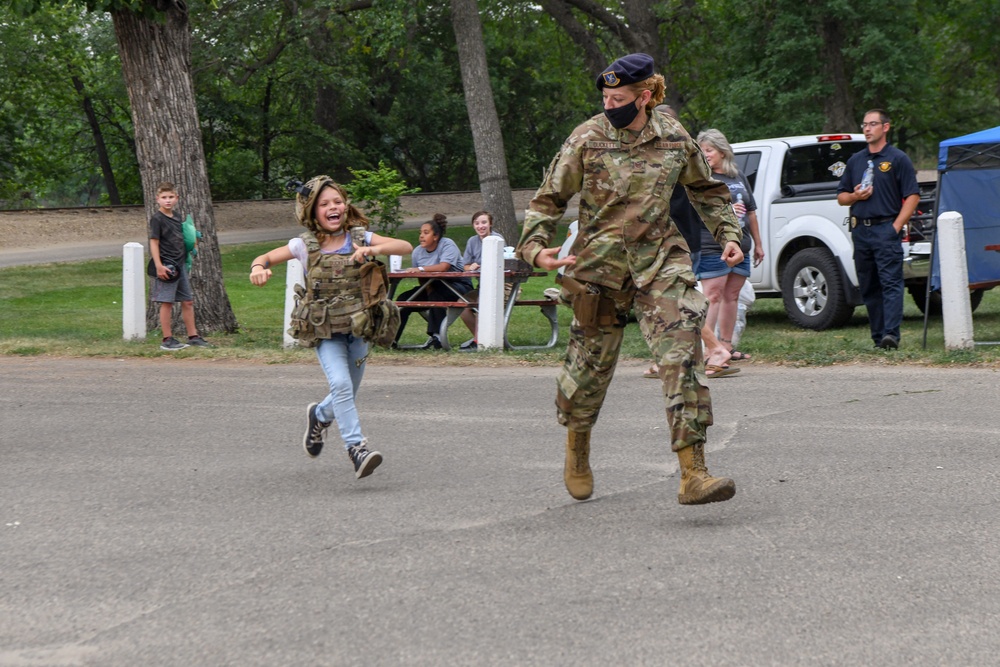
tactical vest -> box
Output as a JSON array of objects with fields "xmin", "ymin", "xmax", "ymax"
[{"xmin": 288, "ymin": 232, "xmax": 365, "ymax": 347}]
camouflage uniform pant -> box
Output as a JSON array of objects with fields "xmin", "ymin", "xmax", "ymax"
[{"xmin": 556, "ymin": 257, "xmax": 712, "ymax": 451}]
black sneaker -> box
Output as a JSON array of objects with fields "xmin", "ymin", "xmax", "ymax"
[
  {"xmin": 459, "ymin": 338, "xmax": 477, "ymax": 351},
  {"xmin": 187, "ymin": 335, "xmax": 212, "ymax": 347},
  {"xmin": 347, "ymin": 440, "xmax": 382, "ymax": 479},
  {"xmin": 303, "ymin": 402, "xmax": 331, "ymax": 458},
  {"xmin": 419, "ymin": 335, "xmax": 442, "ymax": 350},
  {"xmin": 880, "ymin": 335, "xmax": 899, "ymax": 350},
  {"xmin": 160, "ymin": 337, "xmax": 188, "ymax": 351}
]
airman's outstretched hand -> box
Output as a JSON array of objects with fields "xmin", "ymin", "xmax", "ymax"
[{"xmin": 534, "ymin": 246, "xmax": 576, "ymax": 271}]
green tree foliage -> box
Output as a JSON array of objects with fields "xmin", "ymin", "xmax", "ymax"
[
  {"xmin": 346, "ymin": 160, "xmax": 420, "ymax": 235},
  {"xmin": 0, "ymin": 9, "xmax": 138, "ymax": 207},
  {"xmin": 4, "ymin": 0, "xmax": 1000, "ymax": 208},
  {"xmin": 919, "ymin": 0, "xmax": 1000, "ymax": 145},
  {"xmin": 685, "ymin": 0, "xmax": 929, "ymax": 148}
]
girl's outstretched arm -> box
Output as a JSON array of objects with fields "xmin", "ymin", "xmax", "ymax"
[
  {"xmin": 249, "ymin": 245, "xmax": 295, "ymax": 286},
  {"xmin": 366, "ymin": 233, "xmax": 413, "ymax": 257}
]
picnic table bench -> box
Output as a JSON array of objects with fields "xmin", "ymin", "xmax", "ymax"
[{"xmin": 388, "ymin": 263, "xmax": 559, "ymax": 351}]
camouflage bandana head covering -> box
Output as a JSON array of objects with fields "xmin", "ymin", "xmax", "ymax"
[
  {"xmin": 293, "ymin": 175, "xmax": 371, "ymax": 237},
  {"xmin": 295, "ymin": 175, "xmax": 338, "ymax": 234}
]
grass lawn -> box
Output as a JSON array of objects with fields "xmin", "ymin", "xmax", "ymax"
[{"xmin": 2, "ymin": 223, "xmax": 999, "ymax": 367}]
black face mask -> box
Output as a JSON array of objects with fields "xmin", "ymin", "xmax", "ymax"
[{"xmin": 604, "ymin": 98, "xmax": 641, "ymax": 129}]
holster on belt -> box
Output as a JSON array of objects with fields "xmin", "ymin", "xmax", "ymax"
[{"xmin": 556, "ymin": 274, "xmax": 617, "ymax": 333}]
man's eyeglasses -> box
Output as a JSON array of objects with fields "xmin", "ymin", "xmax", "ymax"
[{"xmin": 861, "ymin": 121, "xmax": 886, "ymax": 129}]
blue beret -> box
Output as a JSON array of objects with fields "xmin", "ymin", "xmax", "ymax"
[{"xmin": 596, "ymin": 53, "xmax": 655, "ymax": 90}]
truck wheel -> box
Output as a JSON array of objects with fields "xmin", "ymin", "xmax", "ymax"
[
  {"xmin": 781, "ymin": 248, "xmax": 855, "ymax": 330},
  {"xmin": 908, "ymin": 282, "xmax": 985, "ymax": 316}
]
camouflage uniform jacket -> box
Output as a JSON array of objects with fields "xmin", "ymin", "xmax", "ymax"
[{"xmin": 516, "ymin": 110, "xmax": 741, "ymax": 290}]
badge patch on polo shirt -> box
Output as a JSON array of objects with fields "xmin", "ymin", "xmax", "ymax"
[{"xmin": 879, "ymin": 161, "xmax": 892, "ymax": 172}]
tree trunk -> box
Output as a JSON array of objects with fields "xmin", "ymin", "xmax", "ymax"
[
  {"xmin": 261, "ymin": 77, "xmax": 273, "ymax": 198},
  {"xmin": 450, "ymin": 0, "xmax": 519, "ymax": 243},
  {"xmin": 112, "ymin": 1, "xmax": 238, "ymax": 334},
  {"xmin": 818, "ymin": 18, "xmax": 855, "ymax": 133},
  {"xmin": 71, "ymin": 74, "xmax": 121, "ymax": 205}
]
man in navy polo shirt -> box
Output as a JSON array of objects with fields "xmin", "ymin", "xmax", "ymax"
[{"xmin": 837, "ymin": 109, "xmax": 920, "ymax": 350}]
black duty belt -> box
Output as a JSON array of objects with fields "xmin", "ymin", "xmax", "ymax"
[{"xmin": 857, "ymin": 216, "xmax": 895, "ymax": 226}]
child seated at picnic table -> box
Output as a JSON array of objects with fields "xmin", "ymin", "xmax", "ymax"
[
  {"xmin": 393, "ymin": 213, "xmax": 473, "ymax": 349},
  {"xmin": 457, "ymin": 210, "xmax": 505, "ymax": 350}
]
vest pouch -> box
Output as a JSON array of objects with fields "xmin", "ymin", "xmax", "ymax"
[
  {"xmin": 308, "ymin": 300, "xmax": 330, "ymax": 327},
  {"xmin": 288, "ymin": 286, "xmax": 315, "ymax": 346},
  {"xmin": 351, "ymin": 300, "xmax": 401, "ymax": 349},
  {"xmin": 359, "ymin": 259, "xmax": 389, "ymax": 309},
  {"xmin": 370, "ymin": 301, "xmax": 401, "ymax": 348},
  {"xmin": 350, "ymin": 309, "xmax": 371, "ymax": 340}
]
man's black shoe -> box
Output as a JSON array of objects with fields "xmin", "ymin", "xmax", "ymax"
[
  {"xmin": 880, "ymin": 335, "xmax": 899, "ymax": 350},
  {"xmin": 419, "ymin": 335, "xmax": 442, "ymax": 350},
  {"xmin": 303, "ymin": 402, "xmax": 331, "ymax": 458},
  {"xmin": 459, "ymin": 338, "xmax": 477, "ymax": 351}
]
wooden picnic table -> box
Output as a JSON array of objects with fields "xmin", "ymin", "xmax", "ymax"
[{"xmin": 388, "ymin": 264, "xmax": 559, "ymax": 351}]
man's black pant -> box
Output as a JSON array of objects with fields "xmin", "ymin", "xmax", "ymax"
[{"xmin": 852, "ymin": 221, "xmax": 904, "ymax": 343}]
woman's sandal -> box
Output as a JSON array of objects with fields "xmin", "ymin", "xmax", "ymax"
[
  {"xmin": 729, "ymin": 350, "xmax": 752, "ymax": 361},
  {"xmin": 706, "ymin": 364, "xmax": 741, "ymax": 378},
  {"xmin": 643, "ymin": 365, "xmax": 660, "ymax": 379}
]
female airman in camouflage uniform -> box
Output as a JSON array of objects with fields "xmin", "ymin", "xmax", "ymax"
[{"xmin": 516, "ymin": 53, "xmax": 744, "ymax": 504}]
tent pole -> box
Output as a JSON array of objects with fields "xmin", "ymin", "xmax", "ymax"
[{"xmin": 921, "ymin": 169, "xmax": 945, "ymax": 350}]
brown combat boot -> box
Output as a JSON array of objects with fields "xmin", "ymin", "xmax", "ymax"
[
  {"xmin": 676, "ymin": 444, "xmax": 735, "ymax": 505},
  {"xmin": 564, "ymin": 430, "xmax": 593, "ymax": 500}
]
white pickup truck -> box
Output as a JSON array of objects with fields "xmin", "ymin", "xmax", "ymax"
[{"xmin": 731, "ymin": 133, "xmax": 937, "ymax": 330}]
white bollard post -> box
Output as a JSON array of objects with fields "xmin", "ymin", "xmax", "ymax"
[
  {"xmin": 122, "ymin": 242, "xmax": 146, "ymax": 340},
  {"xmin": 478, "ymin": 236, "xmax": 505, "ymax": 350},
  {"xmin": 937, "ymin": 211, "xmax": 974, "ymax": 350},
  {"xmin": 283, "ymin": 258, "xmax": 304, "ymax": 348}
]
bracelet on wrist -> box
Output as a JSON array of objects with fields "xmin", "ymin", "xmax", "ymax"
[{"xmin": 251, "ymin": 263, "xmax": 266, "ymax": 271}]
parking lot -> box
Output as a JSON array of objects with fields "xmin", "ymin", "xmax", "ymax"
[{"xmin": 2, "ymin": 357, "xmax": 999, "ymax": 666}]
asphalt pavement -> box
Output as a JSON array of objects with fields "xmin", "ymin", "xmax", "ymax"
[{"xmin": 2, "ymin": 357, "xmax": 999, "ymax": 666}]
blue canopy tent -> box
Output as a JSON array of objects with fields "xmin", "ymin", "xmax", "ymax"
[{"xmin": 922, "ymin": 126, "xmax": 1000, "ymax": 346}]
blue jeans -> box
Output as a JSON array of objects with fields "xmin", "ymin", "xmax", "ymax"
[{"xmin": 314, "ymin": 334, "xmax": 368, "ymax": 449}]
